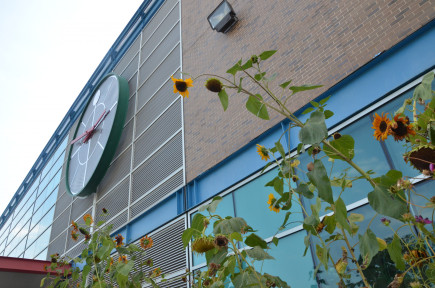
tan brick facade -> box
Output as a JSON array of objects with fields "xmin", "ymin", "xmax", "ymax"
[{"xmin": 182, "ymin": 0, "xmax": 435, "ymax": 182}]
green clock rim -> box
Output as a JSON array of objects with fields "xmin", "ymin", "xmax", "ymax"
[{"xmin": 65, "ymin": 73, "xmax": 129, "ymax": 197}]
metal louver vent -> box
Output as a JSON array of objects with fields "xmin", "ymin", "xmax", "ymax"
[
  {"xmin": 65, "ymin": 239, "xmax": 87, "ymax": 259},
  {"xmin": 141, "ymin": 0, "xmax": 178, "ymax": 46},
  {"xmin": 136, "ymin": 73, "xmax": 178, "ymax": 116},
  {"xmin": 54, "ymin": 191, "xmax": 72, "ymax": 219},
  {"xmin": 120, "ymin": 54, "xmax": 139, "ymax": 81},
  {"xmin": 126, "ymin": 94, "xmax": 136, "ymax": 124},
  {"xmin": 113, "ymin": 119, "xmax": 133, "ymax": 160},
  {"xmin": 138, "ymin": 43, "xmax": 180, "ymax": 92},
  {"xmin": 131, "ymin": 170, "xmax": 183, "ymax": 219},
  {"xmin": 140, "ymin": 6, "xmax": 179, "ymax": 65},
  {"xmin": 50, "ymin": 206, "xmax": 70, "ymax": 244},
  {"xmin": 134, "ymin": 100, "xmax": 182, "ymax": 165},
  {"xmin": 153, "ymin": 278, "xmax": 188, "ymax": 288},
  {"xmin": 132, "ymin": 132, "xmax": 183, "ymax": 196},
  {"xmin": 96, "ymin": 178, "xmax": 129, "ymax": 224},
  {"xmin": 139, "ymin": 22, "xmax": 180, "ymax": 82},
  {"xmin": 103, "ymin": 211, "xmax": 128, "ymax": 232},
  {"xmin": 128, "ymin": 73, "xmax": 138, "ymax": 97},
  {"xmin": 97, "ymin": 147, "xmax": 132, "ymax": 196},
  {"xmin": 70, "ymin": 196, "xmax": 94, "ymax": 223},
  {"xmin": 132, "ymin": 218, "xmax": 186, "ymax": 277},
  {"xmin": 47, "ymin": 230, "xmax": 67, "ymax": 257},
  {"xmin": 113, "ymin": 35, "xmax": 141, "ymax": 75}
]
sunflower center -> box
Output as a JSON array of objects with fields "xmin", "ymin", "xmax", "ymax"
[
  {"xmin": 392, "ymin": 121, "xmax": 407, "ymax": 136},
  {"xmin": 379, "ymin": 121, "xmax": 388, "ymax": 133},
  {"xmin": 175, "ymin": 81, "xmax": 187, "ymax": 92}
]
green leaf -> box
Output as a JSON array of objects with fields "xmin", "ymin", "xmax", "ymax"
[
  {"xmin": 413, "ymin": 71, "xmax": 434, "ymax": 101},
  {"xmin": 209, "ymin": 248, "xmax": 228, "ymax": 265},
  {"xmin": 232, "ymin": 271, "xmax": 259, "ymax": 288},
  {"xmin": 334, "ymin": 198, "xmax": 351, "ymax": 233},
  {"xmin": 255, "ymin": 72, "xmax": 266, "ymax": 81},
  {"xmin": 275, "ymin": 141, "xmax": 286, "ymax": 159},
  {"xmin": 426, "ymin": 263, "xmax": 435, "ymax": 284},
  {"xmin": 226, "ymin": 60, "xmax": 242, "ymax": 75},
  {"xmin": 230, "ymin": 232, "xmax": 243, "ymax": 242},
  {"xmin": 303, "ymin": 232, "xmax": 311, "ymax": 256},
  {"xmin": 280, "ymin": 211, "xmax": 292, "ymax": 229},
  {"xmin": 323, "ymin": 135, "xmax": 355, "ymax": 160},
  {"xmin": 237, "ymin": 77, "xmax": 244, "ymax": 93},
  {"xmin": 246, "ymin": 94, "xmax": 270, "ymax": 120},
  {"xmin": 290, "ymin": 84, "xmax": 323, "ymax": 93},
  {"xmin": 310, "ymin": 101, "xmax": 319, "ymax": 107},
  {"xmin": 218, "ymin": 89, "xmax": 229, "ymax": 111},
  {"xmin": 324, "ymin": 110, "xmax": 334, "ymax": 119},
  {"xmin": 208, "ymin": 196, "xmax": 223, "ymax": 213},
  {"xmin": 307, "ymin": 160, "xmax": 334, "ymax": 204},
  {"xmin": 117, "ymin": 260, "xmax": 135, "ymax": 276},
  {"xmin": 263, "ymin": 274, "xmax": 291, "ymax": 288},
  {"xmin": 272, "ymin": 237, "xmax": 279, "ymax": 246},
  {"xmin": 319, "ymin": 95, "xmax": 331, "ymax": 105},
  {"xmin": 323, "ymin": 215, "xmax": 336, "ymax": 234},
  {"xmin": 295, "ymin": 183, "xmax": 314, "ymax": 199},
  {"xmin": 429, "ymin": 121, "xmax": 435, "ymax": 144},
  {"xmin": 368, "ymin": 185, "xmax": 407, "ymax": 220},
  {"xmin": 213, "ymin": 217, "xmax": 247, "ymax": 235},
  {"xmin": 299, "ymin": 111, "xmax": 328, "ymax": 145},
  {"xmin": 274, "ymin": 177, "xmax": 284, "ymax": 195},
  {"xmin": 279, "ymin": 80, "xmax": 292, "ymax": 89},
  {"xmin": 191, "ymin": 213, "xmax": 206, "ymax": 230},
  {"xmin": 348, "ymin": 213, "xmax": 364, "ymax": 223},
  {"xmin": 301, "ymin": 107, "xmax": 314, "ymax": 115},
  {"xmin": 315, "ymin": 244, "xmax": 329, "ymax": 270},
  {"xmin": 259, "ymin": 50, "xmax": 277, "ymax": 61},
  {"xmin": 244, "ymin": 233, "xmax": 267, "ymax": 249},
  {"xmin": 241, "ymin": 59, "xmax": 253, "ymax": 70},
  {"xmin": 181, "ymin": 228, "xmax": 200, "ymax": 249},
  {"xmin": 387, "ymin": 234, "xmax": 405, "ymax": 270},
  {"xmin": 246, "ymin": 246, "xmax": 274, "ymax": 260},
  {"xmin": 359, "ymin": 229, "xmax": 379, "ymax": 267}
]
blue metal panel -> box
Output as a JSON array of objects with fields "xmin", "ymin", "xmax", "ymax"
[{"xmin": 187, "ymin": 19, "xmax": 435, "ymax": 211}]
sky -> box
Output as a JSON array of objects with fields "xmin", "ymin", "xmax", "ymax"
[{"xmin": 0, "ymin": 0, "xmax": 144, "ymax": 214}]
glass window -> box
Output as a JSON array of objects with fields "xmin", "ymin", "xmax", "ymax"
[
  {"xmin": 298, "ymin": 116, "xmax": 391, "ymax": 216},
  {"xmin": 27, "ymin": 206, "xmax": 55, "ymax": 246},
  {"xmin": 234, "ymin": 168, "xmax": 304, "ymax": 239},
  {"xmin": 410, "ymin": 180, "xmax": 433, "ymax": 220},
  {"xmin": 253, "ymin": 231, "xmax": 318, "ymax": 288},
  {"xmin": 314, "ymin": 204, "xmax": 413, "ymax": 287},
  {"xmin": 191, "ymin": 194, "xmax": 235, "ymax": 267}
]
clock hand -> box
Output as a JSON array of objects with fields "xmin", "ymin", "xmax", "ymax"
[{"xmin": 83, "ymin": 110, "xmax": 107, "ymax": 143}]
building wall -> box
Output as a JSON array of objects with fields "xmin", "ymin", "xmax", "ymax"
[{"xmin": 182, "ymin": 0, "xmax": 435, "ymax": 183}]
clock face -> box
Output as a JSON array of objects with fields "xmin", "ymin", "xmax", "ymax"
[{"xmin": 66, "ymin": 74, "xmax": 129, "ymax": 197}]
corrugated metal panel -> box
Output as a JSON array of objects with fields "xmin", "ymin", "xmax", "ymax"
[
  {"xmin": 70, "ymin": 196, "xmax": 94, "ymax": 224},
  {"xmin": 113, "ymin": 35, "xmax": 141, "ymax": 75},
  {"xmin": 47, "ymin": 230, "xmax": 67, "ymax": 257},
  {"xmin": 138, "ymin": 43, "xmax": 180, "ymax": 90},
  {"xmin": 50, "ymin": 205, "xmax": 70, "ymax": 245},
  {"xmin": 136, "ymin": 74, "xmax": 179, "ymax": 122},
  {"xmin": 104, "ymin": 211, "xmax": 128, "ymax": 232},
  {"xmin": 113, "ymin": 120, "xmax": 133, "ymax": 160},
  {"xmin": 54, "ymin": 191, "xmax": 72, "ymax": 220},
  {"xmin": 120, "ymin": 53, "xmax": 139, "ymax": 82},
  {"xmin": 141, "ymin": 7, "xmax": 179, "ymax": 65},
  {"xmin": 132, "ymin": 218, "xmax": 186, "ymax": 277},
  {"xmin": 65, "ymin": 239, "xmax": 87, "ymax": 259},
  {"xmin": 132, "ymin": 132, "xmax": 183, "ymax": 195},
  {"xmin": 131, "ymin": 170, "xmax": 183, "ymax": 218},
  {"xmin": 126, "ymin": 93, "xmax": 136, "ymax": 124},
  {"xmin": 154, "ymin": 278, "xmax": 188, "ymax": 288},
  {"xmin": 134, "ymin": 100, "xmax": 182, "ymax": 162},
  {"xmin": 97, "ymin": 147, "xmax": 132, "ymax": 196},
  {"xmin": 141, "ymin": 0, "xmax": 178, "ymax": 46},
  {"xmin": 128, "ymin": 72, "xmax": 138, "ymax": 97},
  {"xmin": 96, "ymin": 178, "xmax": 129, "ymax": 224}
]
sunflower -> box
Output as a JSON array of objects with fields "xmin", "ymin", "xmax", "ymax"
[
  {"xmin": 256, "ymin": 144, "xmax": 270, "ymax": 161},
  {"xmin": 267, "ymin": 193, "xmax": 280, "ymax": 213},
  {"xmin": 390, "ymin": 114, "xmax": 416, "ymax": 141},
  {"xmin": 114, "ymin": 234, "xmax": 124, "ymax": 247},
  {"xmin": 372, "ymin": 113, "xmax": 391, "ymax": 141},
  {"xmin": 171, "ymin": 76, "xmax": 193, "ymax": 98},
  {"xmin": 71, "ymin": 221, "xmax": 78, "ymax": 231},
  {"xmin": 191, "ymin": 236, "xmax": 215, "ymax": 254},
  {"xmin": 83, "ymin": 214, "xmax": 93, "ymax": 225},
  {"xmin": 118, "ymin": 255, "xmax": 128, "ymax": 263},
  {"xmin": 71, "ymin": 230, "xmax": 79, "ymax": 241},
  {"xmin": 140, "ymin": 235, "xmax": 153, "ymax": 249}
]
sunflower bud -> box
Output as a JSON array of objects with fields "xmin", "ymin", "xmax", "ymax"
[
  {"xmin": 251, "ymin": 55, "xmax": 258, "ymax": 63},
  {"xmin": 214, "ymin": 235, "xmax": 229, "ymax": 249},
  {"xmin": 191, "ymin": 237, "xmax": 215, "ymax": 254},
  {"xmin": 333, "ymin": 132, "xmax": 341, "ymax": 140},
  {"xmin": 307, "ymin": 162, "xmax": 314, "ymax": 171},
  {"xmin": 205, "ymin": 78, "xmax": 223, "ymax": 93}
]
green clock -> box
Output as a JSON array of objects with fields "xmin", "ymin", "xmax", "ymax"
[{"xmin": 66, "ymin": 74, "xmax": 129, "ymax": 197}]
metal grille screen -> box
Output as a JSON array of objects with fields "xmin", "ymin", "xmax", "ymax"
[{"xmin": 48, "ymin": 0, "xmax": 184, "ymax": 259}]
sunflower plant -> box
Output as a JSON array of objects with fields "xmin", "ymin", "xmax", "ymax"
[
  {"xmin": 182, "ymin": 196, "xmax": 290, "ymax": 288},
  {"xmin": 178, "ymin": 51, "xmax": 435, "ymax": 287},
  {"xmin": 41, "ymin": 209, "xmax": 162, "ymax": 288}
]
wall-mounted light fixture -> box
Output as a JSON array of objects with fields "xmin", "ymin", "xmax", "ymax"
[{"xmin": 207, "ymin": 0, "xmax": 238, "ymax": 33}]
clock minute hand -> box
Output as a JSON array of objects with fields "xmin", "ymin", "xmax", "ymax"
[{"xmin": 83, "ymin": 110, "xmax": 107, "ymax": 143}]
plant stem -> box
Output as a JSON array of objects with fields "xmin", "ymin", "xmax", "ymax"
[
  {"xmin": 230, "ymin": 239, "xmax": 265, "ymax": 288},
  {"xmin": 340, "ymin": 227, "xmax": 371, "ymax": 288}
]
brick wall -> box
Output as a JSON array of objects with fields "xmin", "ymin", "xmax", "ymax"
[{"xmin": 181, "ymin": 0, "xmax": 435, "ymax": 182}]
